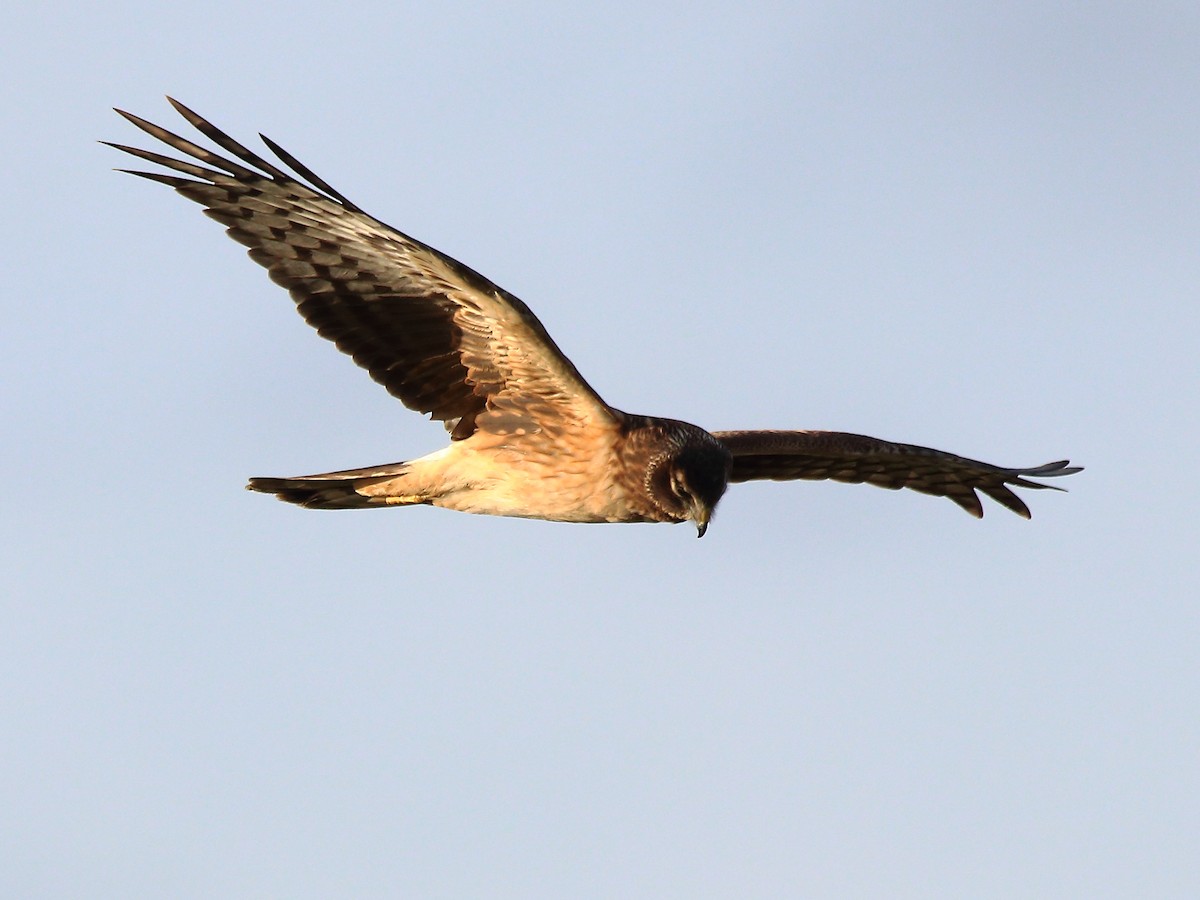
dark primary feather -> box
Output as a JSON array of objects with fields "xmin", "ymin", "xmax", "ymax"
[
  {"xmin": 714, "ymin": 430, "xmax": 1082, "ymax": 518},
  {"xmin": 107, "ymin": 98, "xmax": 615, "ymax": 439}
]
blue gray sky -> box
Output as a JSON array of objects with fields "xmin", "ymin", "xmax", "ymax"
[{"xmin": 4, "ymin": 2, "xmax": 1197, "ymax": 897}]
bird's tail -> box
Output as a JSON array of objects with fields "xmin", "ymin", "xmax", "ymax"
[{"xmin": 247, "ymin": 461, "xmax": 422, "ymax": 510}]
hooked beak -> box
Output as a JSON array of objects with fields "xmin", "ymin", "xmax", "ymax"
[{"xmin": 693, "ymin": 503, "xmax": 711, "ymax": 538}]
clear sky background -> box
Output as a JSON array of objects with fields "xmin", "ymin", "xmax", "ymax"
[{"xmin": 4, "ymin": 2, "xmax": 1197, "ymax": 897}]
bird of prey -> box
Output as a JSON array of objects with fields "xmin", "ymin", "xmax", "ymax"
[{"xmin": 108, "ymin": 99, "xmax": 1080, "ymax": 537}]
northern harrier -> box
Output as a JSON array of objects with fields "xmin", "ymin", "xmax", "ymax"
[{"xmin": 109, "ymin": 99, "xmax": 1080, "ymax": 536}]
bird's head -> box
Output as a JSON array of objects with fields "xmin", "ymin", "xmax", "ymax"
[{"xmin": 660, "ymin": 440, "xmax": 733, "ymax": 538}]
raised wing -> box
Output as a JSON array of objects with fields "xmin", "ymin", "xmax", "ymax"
[
  {"xmin": 713, "ymin": 430, "xmax": 1081, "ymax": 518},
  {"xmin": 108, "ymin": 98, "xmax": 617, "ymax": 440}
]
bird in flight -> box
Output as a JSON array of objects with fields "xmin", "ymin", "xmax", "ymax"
[{"xmin": 108, "ymin": 99, "xmax": 1080, "ymax": 537}]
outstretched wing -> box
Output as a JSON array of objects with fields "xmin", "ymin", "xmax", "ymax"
[
  {"xmin": 107, "ymin": 98, "xmax": 617, "ymax": 439},
  {"xmin": 713, "ymin": 430, "xmax": 1081, "ymax": 518}
]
